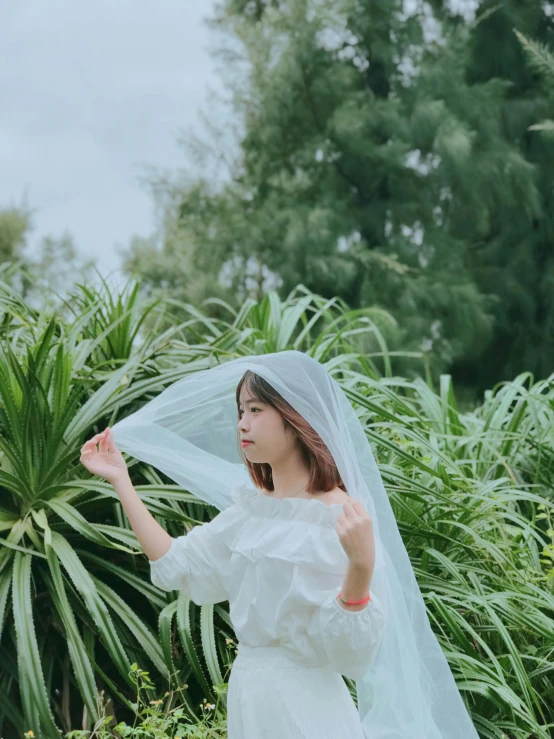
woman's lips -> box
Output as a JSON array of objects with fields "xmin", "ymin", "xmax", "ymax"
[{"xmin": 240, "ymin": 440, "xmax": 253, "ymax": 447}]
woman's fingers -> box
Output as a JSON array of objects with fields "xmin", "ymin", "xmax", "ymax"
[
  {"xmin": 99, "ymin": 432, "xmax": 108, "ymax": 453},
  {"xmin": 342, "ymin": 500, "xmax": 358, "ymax": 518},
  {"xmin": 81, "ymin": 429, "xmax": 109, "ymax": 453},
  {"xmin": 342, "ymin": 499, "xmax": 369, "ymax": 519},
  {"xmin": 106, "ymin": 429, "xmax": 117, "ymax": 453}
]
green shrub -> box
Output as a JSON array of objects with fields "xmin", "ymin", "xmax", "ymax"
[{"xmin": 1, "ymin": 277, "xmax": 553, "ymax": 737}]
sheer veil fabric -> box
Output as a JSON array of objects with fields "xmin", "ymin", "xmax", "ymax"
[{"xmin": 111, "ymin": 350, "xmax": 478, "ymax": 738}]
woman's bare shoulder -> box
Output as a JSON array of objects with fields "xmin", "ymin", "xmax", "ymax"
[{"xmin": 317, "ymin": 487, "xmax": 351, "ymax": 506}]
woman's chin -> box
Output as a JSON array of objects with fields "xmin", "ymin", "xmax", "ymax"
[{"xmin": 244, "ymin": 448, "xmax": 268, "ymax": 464}]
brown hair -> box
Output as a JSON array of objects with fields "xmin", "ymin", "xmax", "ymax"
[{"xmin": 236, "ymin": 370, "xmax": 346, "ymax": 495}]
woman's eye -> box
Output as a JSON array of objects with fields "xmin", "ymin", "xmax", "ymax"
[{"xmin": 239, "ymin": 407, "xmax": 259, "ymax": 417}]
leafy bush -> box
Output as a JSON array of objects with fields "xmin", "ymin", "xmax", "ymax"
[
  {"xmin": 0, "ymin": 277, "xmax": 384, "ymax": 736},
  {"xmin": 1, "ymin": 276, "xmax": 553, "ymax": 737},
  {"xmin": 59, "ymin": 663, "xmax": 228, "ymax": 739}
]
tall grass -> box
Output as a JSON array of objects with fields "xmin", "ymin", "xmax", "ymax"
[
  {"xmin": 0, "ymin": 275, "xmax": 552, "ymax": 737},
  {"xmin": 336, "ymin": 364, "xmax": 554, "ymax": 737}
]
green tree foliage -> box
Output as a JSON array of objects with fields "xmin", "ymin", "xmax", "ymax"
[
  {"xmin": 446, "ymin": 1, "xmax": 554, "ymax": 393},
  {"xmin": 0, "ymin": 204, "xmax": 96, "ymax": 313},
  {"xmin": 515, "ymin": 26, "xmax": 554, "ymax": 134},
  {"xmin": 121, "ymin": 0, "xmax": 554, "ymax": 401},
  {"xmin": 0, "ymin": 206, "xmax": 30, "ymax": 265}
]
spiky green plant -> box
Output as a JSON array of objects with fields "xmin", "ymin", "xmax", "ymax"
[
  {"xmin": 334, "ymin": 362, "xmax": 554, "ymax": 738},
  {"xmin": 0, "ymin": 279, "xmax": 220, "ymax": 736},
  {"xmin": 2, "ymin": 275, "xmax": 553, "ymax": 737},
  {"xmin": 0, "ymin": 277, "xmax": 389, "ymax": 736}
]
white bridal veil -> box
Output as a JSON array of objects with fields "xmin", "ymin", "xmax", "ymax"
[{"xmin": 111, "ymin": 350, "xmax": 478, "ymax": 738}]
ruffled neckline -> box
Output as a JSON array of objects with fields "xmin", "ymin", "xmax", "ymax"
[{"xmin": 232, "ymin": 484, "xmax": 344, "ymax": 528}]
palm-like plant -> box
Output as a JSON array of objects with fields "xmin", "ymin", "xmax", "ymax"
[
  {"xmin": 334, "ymin": 364, "xmax": 554, "ymax": 737},
  {"xmin": 0, "ymin": 277, "xmax": 388, "ymax": 736},
  {"xmin": 0, "ymin": 280, "xmax": 216, "ymax": 736},
  {"xmin": 2, "ymin": 274, "xmax": 553, "ymax": 737},
  {"xmin": 157, "ymin": 282, "xmax": 402, "ymax": 373}
]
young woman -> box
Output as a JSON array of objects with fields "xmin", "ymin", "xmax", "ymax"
[
  {"xmin": 81, "ymin": 370, "xmax": 385, "ymax": 737},
  {"xmin": 81, "ymin": 350, "xmax": 479, "ymax": 738}
]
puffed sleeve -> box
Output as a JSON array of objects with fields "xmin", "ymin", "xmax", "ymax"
[
  {"xmin": 148, "ymin": 505, "xmax": 243, "ymax": 605},
  {"xmin": 307, "ymin": 586, "xmax": 387, "ymax": 681}
]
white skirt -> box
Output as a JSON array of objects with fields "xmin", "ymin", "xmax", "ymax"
[{"xmin": 227, "ymin": 644, "xmax": 366, "ymax": 738}]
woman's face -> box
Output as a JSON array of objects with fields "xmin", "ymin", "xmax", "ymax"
[{"xmin": 237, "ymin": 384, "xmax": 297, "ymax": 465}]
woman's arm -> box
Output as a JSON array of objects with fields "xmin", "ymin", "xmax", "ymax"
[
  {"xmin": 80, "ymin": 428, "xmax": 171, "ymax": 561},
  {"xmin": 335, "ymin": 498, "xmax": 375, "ymax": 611},
  {"xmin": 112, "ymin": 472, "xmax": 172, "ymax": 561},
  {"xmin": 338, "ymin": 561, "xmax": 373, "ymax": 611}
]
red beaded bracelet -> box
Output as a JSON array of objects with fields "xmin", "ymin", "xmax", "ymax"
[{"xmin": 337, "ymin": 591, "xmax": 371, "ymax": 606}]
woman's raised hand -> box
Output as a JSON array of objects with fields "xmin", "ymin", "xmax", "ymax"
[
  {"xmin": 80, "ymin": 427, "xmax": 129, "ymax": 485},
  {"xmin": 335, "ymin": 499, "xmax": 376, "ymax": 574}
]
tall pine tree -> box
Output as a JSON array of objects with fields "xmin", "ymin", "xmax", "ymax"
[{"xmin": 122, "ymin": 0, "xmax": 554, "ymax": 396}]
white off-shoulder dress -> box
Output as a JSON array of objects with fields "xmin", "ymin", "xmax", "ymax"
[{"xmin": 149, "ymin": 484, "xmax": 386, "ymax": 739}]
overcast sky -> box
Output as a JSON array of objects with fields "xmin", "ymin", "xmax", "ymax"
[{"xmin": 1, "ymin": 1, "xmax": 221, "ymax": 285}]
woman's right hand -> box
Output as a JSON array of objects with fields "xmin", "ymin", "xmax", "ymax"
[{"xmin": 80, "ymin": 427, "xmax": 129, "ymax": 484}]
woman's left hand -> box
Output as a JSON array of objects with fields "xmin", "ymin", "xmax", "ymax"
[{"xmin": 335, "ymin": 500, "xmax": 375, "ymax": 572}]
